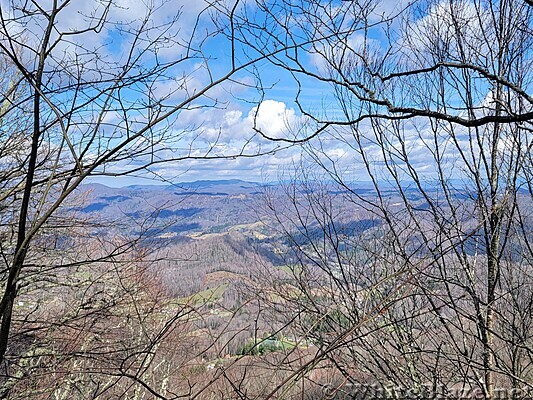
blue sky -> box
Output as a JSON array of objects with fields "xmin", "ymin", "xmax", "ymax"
[{"xmin": 1, "ymin": 0, "xmax": 518, "ymax": 187}]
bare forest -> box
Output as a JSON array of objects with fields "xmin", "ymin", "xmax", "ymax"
[{"xmin": 0, "ymin": 0, "xmax": 531, "ymax": 399}]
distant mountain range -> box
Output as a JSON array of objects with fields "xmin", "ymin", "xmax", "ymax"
[
  {"xmin": 73, "ymin": 180, "xmax": 268, "ymax": 238},
  {"xmin": 68, "ymin": 179, "xmax": 504, "ymax": 257}
]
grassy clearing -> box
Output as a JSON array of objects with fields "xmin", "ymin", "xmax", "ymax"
[{"xmin": 174, "ymin": 284, "xmax": 228, "ymax": 306}]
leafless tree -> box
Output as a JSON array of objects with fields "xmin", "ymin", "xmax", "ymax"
[
  {"xmin": 236, "ymin": 0, "xmax": 533, "ymax": 399},
  {"xmin": 0, "ymin": 0, "xmax": 293, "ymax": 397}
]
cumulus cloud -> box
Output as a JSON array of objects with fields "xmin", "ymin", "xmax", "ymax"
[
  {"xmin": 170, "ymin": 99, "xmax": 305, "ymax": 145},
  {"xmin": 247, "ymin": 100, "xmax": 303, "ymax": 140},
  {"xmin": 90, "ymin": 98, "xmax": 313, "ymax": 183},
  {"xmin": 401, "ymin": 0, "xmax": 489, "ymax": 65}
]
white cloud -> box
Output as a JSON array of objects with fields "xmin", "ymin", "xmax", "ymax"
[
  {"xmin": 88, "ymin": 98, "xmax": 312, "ymax": 183},
  {"xmin": 0, "ymin": 0, "xmax": 220, "ymax": 81},
  {"xmin": 247, "ymin": 100, "xmax": 301, "ymax": 139},
  {"xmin": 401, "ymin": 0, "xmax": 489, "ymax": 65},
  {"xmin": 167, "ymin": 99, "xmax": 305, "ymax": 145}
]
